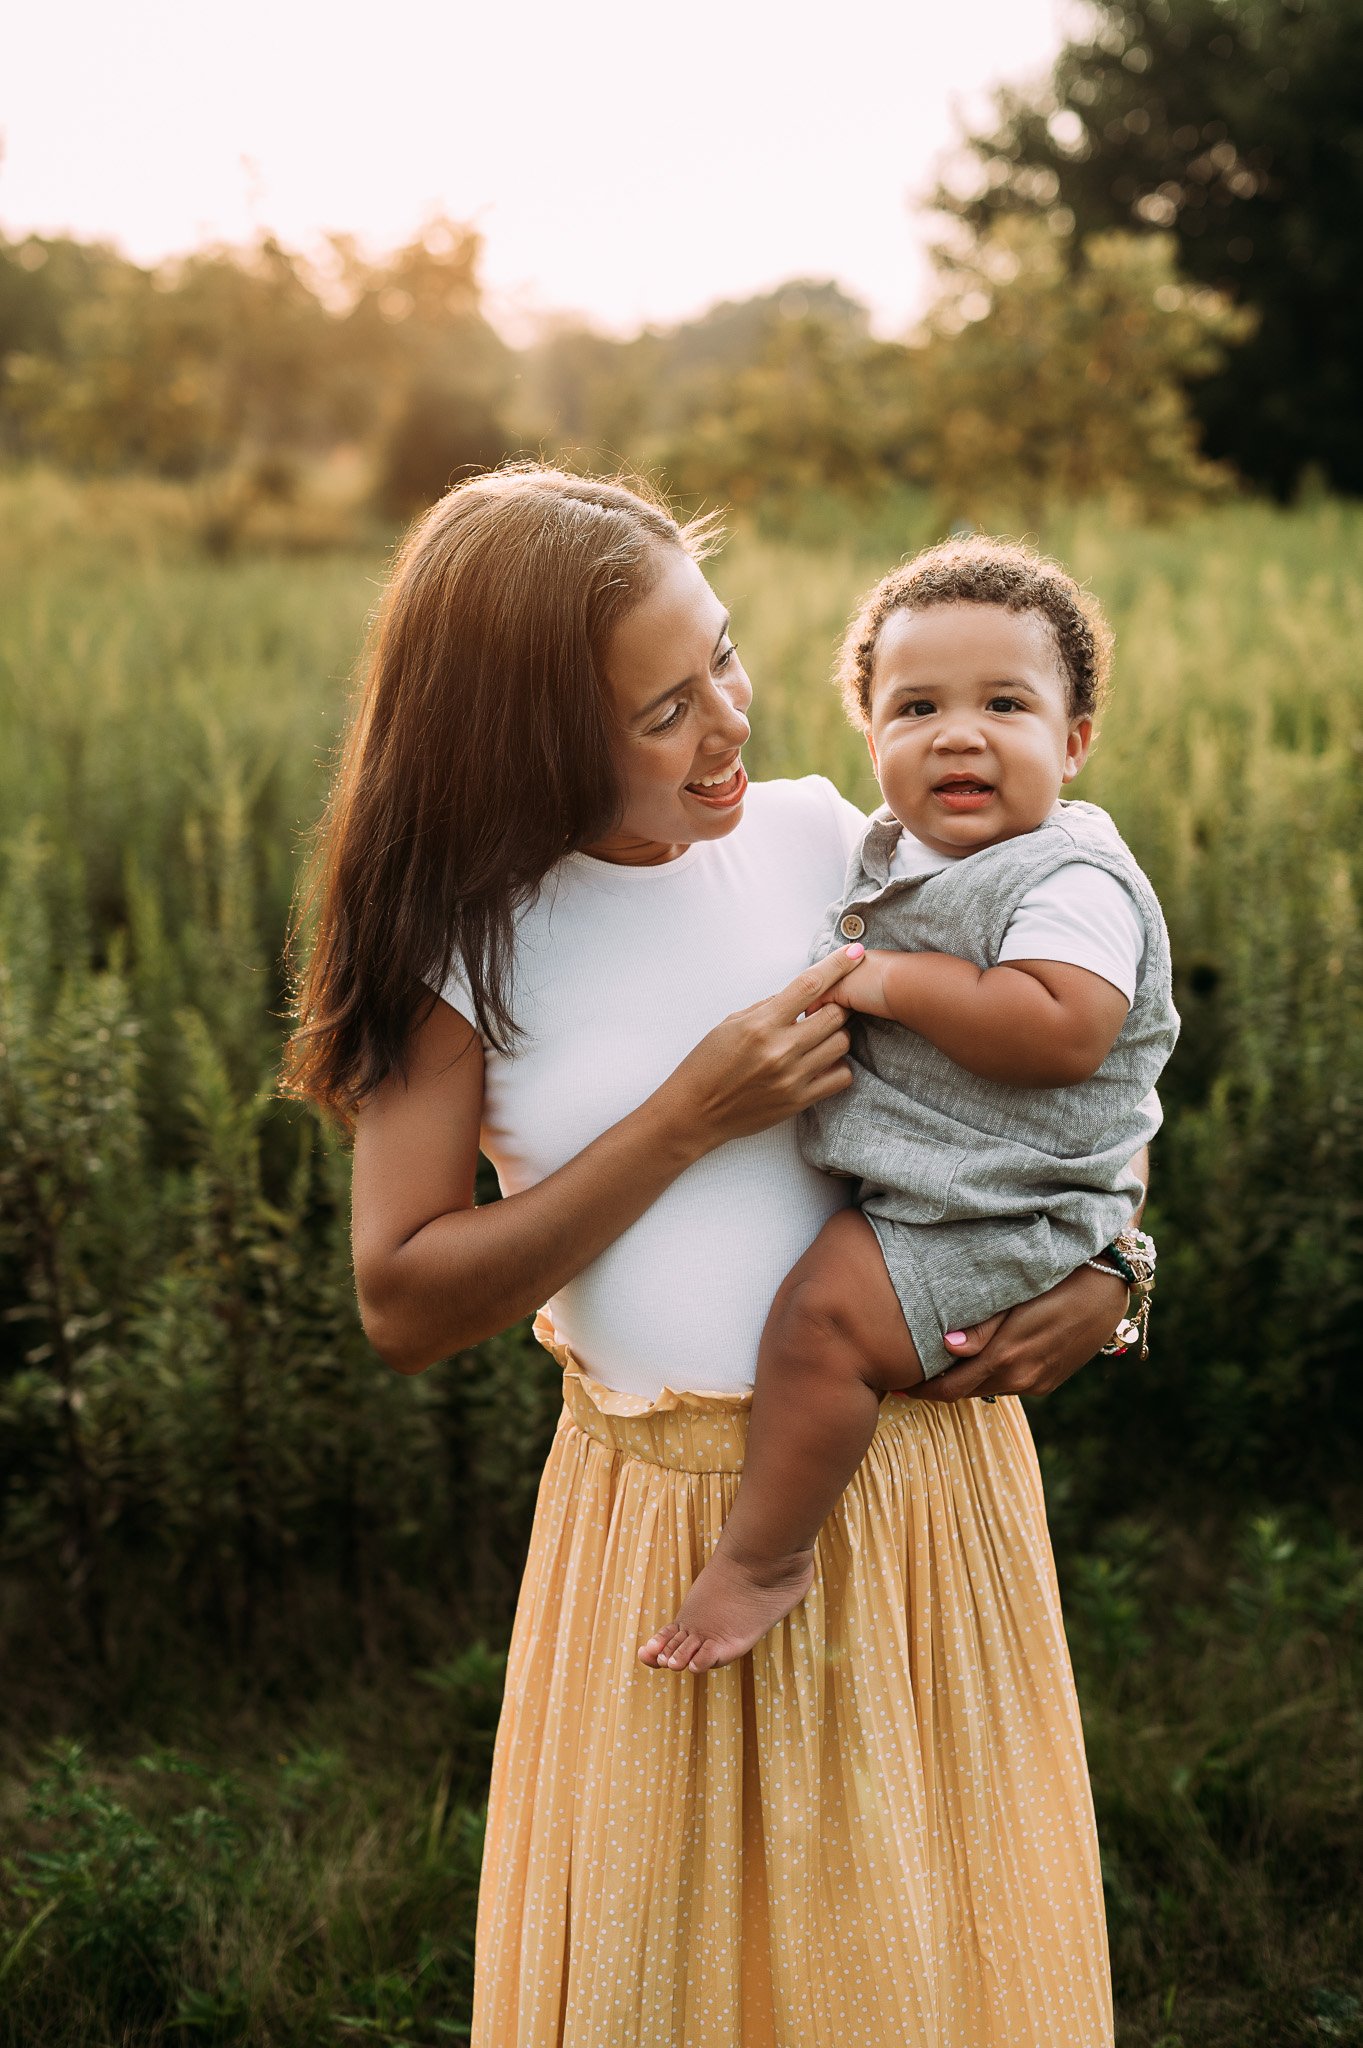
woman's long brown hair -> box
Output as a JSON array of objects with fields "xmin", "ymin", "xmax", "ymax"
[{"xmin": 282, "ymin": 465, "xmax": 717, "ymax": 1124}]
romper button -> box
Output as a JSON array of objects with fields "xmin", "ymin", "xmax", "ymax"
[{"xmin": 839, "ymin": 912, "xmax": 865, "ymax": 940}]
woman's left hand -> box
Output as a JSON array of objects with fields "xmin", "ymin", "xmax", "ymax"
[{"xmin": 910, "ymin": 1261, "xmax": 1130, "ymax": 1405}]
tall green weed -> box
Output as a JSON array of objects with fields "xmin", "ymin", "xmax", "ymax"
[{"xmin": 0, "ymin": 475, "xmax": 1359, "ymax": 1672}]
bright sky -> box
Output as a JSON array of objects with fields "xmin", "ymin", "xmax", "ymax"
[{"xmin": 1, "ymin": 0, "xmax": 1066, "ymax": 340}]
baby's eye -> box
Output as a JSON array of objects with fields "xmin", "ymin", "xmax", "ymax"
[
  {"xmin": 988, "ymin": 695, "xmax": 1025, "ymax": 714},
  {"xmin": 900, "ymin": 699, "xmax": 935, "ymax": 718}
]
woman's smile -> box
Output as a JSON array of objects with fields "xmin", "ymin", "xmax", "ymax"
[{"xmin": 685, "ymin": 757, "xmax": 748, "ymax": 808}]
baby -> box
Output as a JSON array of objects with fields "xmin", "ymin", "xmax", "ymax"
[{"xmin": 641, "ymin": 536, "xmax": 1179, "ymax": 1675}]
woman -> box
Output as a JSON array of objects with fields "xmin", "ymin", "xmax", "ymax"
[{"xmin": 287, "ymin": 466, "xmax": 1132, "ymax": 2046}]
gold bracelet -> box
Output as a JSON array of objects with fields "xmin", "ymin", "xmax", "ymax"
[{"xmin": 1094, "ymin": 1228, "xmax": 1157, "ymax": 1359}]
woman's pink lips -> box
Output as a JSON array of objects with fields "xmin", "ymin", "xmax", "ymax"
[{"xmin": 685, "ymin": 762, "xmax": 748, "ymax": 809}]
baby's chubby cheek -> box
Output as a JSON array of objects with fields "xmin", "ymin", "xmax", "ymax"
[{"xmin": 870, "ymin": 750, "xmax": 921, "ymax": 829}]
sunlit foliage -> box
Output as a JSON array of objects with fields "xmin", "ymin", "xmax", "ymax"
[
  {"xmin": 935, "ymin": 0, "xmax": 1363, "ymax": 494},
  {"xmin": 904, "ymin": 220, "xmax": 1252, "ymax": 521},
  {"xmin": 0, "ymin": 220, "xmax": 516, "ymax": 510},
  {"xmin": 0, "ymin": 214, "xmax": 1266, "ymax": 524}
]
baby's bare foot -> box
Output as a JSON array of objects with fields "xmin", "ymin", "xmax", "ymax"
[{"xmin": 638, "ymin": 1544, "xmax": 815, "ymax": 1674}]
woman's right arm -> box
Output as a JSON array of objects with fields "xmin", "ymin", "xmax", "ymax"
[{"xmin": 351, "ymin": 949, "xmax": 861, "ymax": 1374}]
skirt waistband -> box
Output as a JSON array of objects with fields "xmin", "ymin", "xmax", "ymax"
[{"xmin": 534, "ymin": 1312, "xmax": 917, "ymax": 1477}]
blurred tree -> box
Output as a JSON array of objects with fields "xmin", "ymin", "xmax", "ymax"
[
  {"xmin": 0, "ymin": 218, "xmax": 515, "ymax": 507},
  {"xmin": 516, "ymin": 318, "xmax": 660, "ymax": 466},
  {"xmin": 525, "ymin": 282, "xmax": 905, "ymax": 513},
  {"xmin": 331, "ymin": 220, "xmax": 517, "ymax": 515},
  {"xmin": 519, "ymin": 284, "xmax": 871, "ymax": 471},
  {"xmin": 2, "ymin": 235, "xmax": 339, "ymax": 478},
  {"xmin": 646, "ymin": 279, "xmax": 873, "ymax": 418},
  {"xmin": 522, "ymin": 255, "xmax": 1243, "ymax": 523},
  {"xmin": 0, "ymin": 236, "xmax": 126, "ymax": 453},
  {"xmin": 904, "ymin": 220, "xmax": 1252, "ymax": 521},
  {"xmin": 935, "ymin": 0, "xmax": 1363, "ymax": 496},
  {"xmin": 653, "ymin": 306, "xmax": 912, "ymax": 514},
  {"xmin": 375, "ymin": 382, "xmax": 512, "ymax": 518}
]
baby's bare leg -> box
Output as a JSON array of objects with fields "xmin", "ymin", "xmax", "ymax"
[{"xmin": 639, "ymin": 1209, "xmax": 926, "ymax": 1674}]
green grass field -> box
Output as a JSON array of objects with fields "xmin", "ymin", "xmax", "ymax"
[{"xmin": 1, "ymin": 470, "xmax": 1360, "ymax": 2044}]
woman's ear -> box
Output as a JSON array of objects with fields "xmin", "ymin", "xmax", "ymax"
[{"xmin": 1062, "ymin": 717, "xmax": 1094, "ymax": 783}]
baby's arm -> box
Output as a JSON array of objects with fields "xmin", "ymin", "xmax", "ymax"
[{"xmin": 833, "ymin": 948, "xmax": 1128, "ymax": 1087}]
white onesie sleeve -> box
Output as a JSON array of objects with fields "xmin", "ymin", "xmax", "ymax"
[{"xmin": 997, "ymin": 861, "xmax": 1146, "ymax": 1004}]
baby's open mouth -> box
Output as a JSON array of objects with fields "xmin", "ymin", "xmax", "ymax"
[{"xmin": 933, "ymin": 775, "xmax": 995, "ymax": 811}]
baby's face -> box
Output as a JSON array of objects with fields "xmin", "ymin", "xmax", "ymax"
[{"xmin": 866, "ymin": 603, "xmax": 1092, "ymax": 859}]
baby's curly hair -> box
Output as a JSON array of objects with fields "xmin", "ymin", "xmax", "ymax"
[{"xmin": 837, "ymin": 536, "xmax": 1114, "ymax": 730}]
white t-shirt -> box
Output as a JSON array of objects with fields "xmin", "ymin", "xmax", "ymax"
[
  {"xmin": 888, "ymin": 823, "xmax": 1146, "ymax": 1003},
  {"xmin": 439, "ymin": 776, "xmax": 865, "ymax": 1400}
]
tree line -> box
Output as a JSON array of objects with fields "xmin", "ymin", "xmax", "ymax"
[{"xmin": 1, "ymin": 0, "xmax": 1357, "ymax": 524}]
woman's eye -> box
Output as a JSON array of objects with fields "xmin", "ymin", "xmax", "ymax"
[
  {"xmin": 652, "ymin": 700, "xmax": 686, "ymax": 733},
  {"xmin": 715, "ymin": 641, "xmax": 738, "ymax": 673}
]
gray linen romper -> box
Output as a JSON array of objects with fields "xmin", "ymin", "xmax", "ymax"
[{"xmin": 800, "ymin": 799, "xmax": 1179, "ymax": 1378}]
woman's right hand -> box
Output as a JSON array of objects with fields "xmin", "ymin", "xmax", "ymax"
[
  {"xmin": 356, "ymin": 945, "xmax": 862, "ymax": 1371},
  {"xmin": 657, "ymin": 945, "xmax": 862, "ymax": 1151}
]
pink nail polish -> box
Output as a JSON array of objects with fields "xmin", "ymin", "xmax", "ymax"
[
  {"xmin": 846, "ymin": 943, "xmax": 865, "ymax": 960},
  {"xmin": 945, "ymin": 1331, "xmax": 967, "ymax": 1346}
]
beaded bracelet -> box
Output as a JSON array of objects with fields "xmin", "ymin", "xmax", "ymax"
[
  {"xmin": 977, "ymin": 1225, "xmax": 1158, "ymax": 1409},
  {"xmin": 1089, "ymin": 1226, "xmax": 1157, "ymax": 1358}
]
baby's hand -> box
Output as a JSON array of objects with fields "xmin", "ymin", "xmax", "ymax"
[{"xmin": 826, "ymin": 950, "xmax": 893, "ymax": 1017}]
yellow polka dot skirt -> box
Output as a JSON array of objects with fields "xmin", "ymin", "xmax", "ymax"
[{"xmin": 471, "ymin": 1317, "xmax": 1113, "ymax": 2046}]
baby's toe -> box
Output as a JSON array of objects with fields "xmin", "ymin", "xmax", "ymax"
[{"xmin": 639, "ymin": 1623, "xmax": 682, "ymax": 1667}]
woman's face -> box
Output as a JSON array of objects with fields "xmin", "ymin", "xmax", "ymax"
[{"xmin": 583, "ymin": 547, "xmax": 753, "ymax": 865}]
